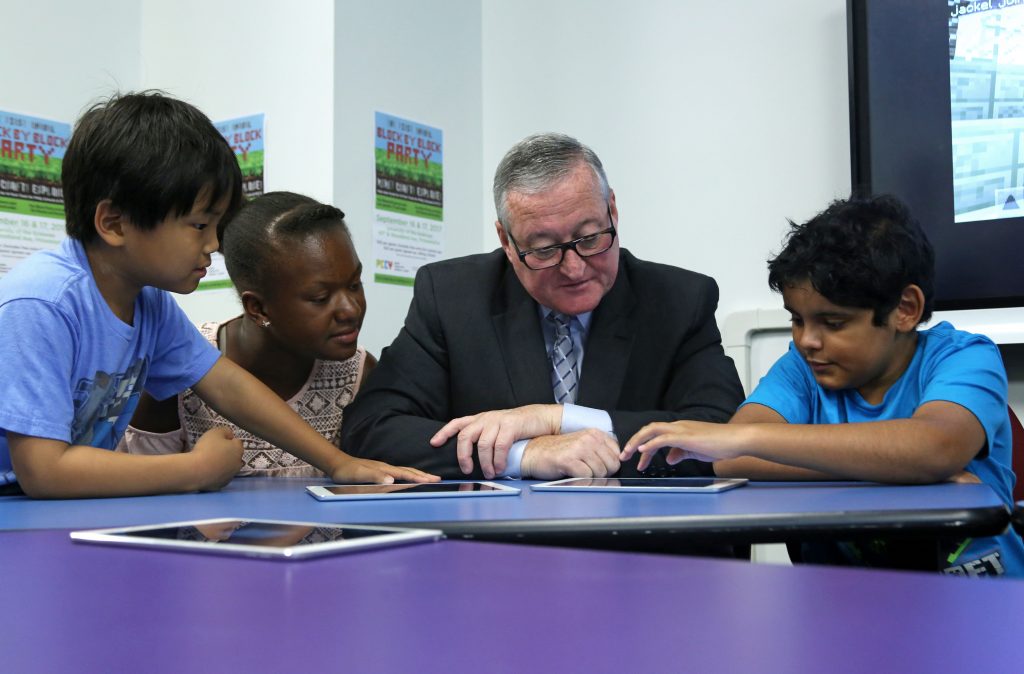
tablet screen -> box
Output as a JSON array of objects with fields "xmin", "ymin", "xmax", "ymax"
[
  {"xmin": 70, "ymin": 518, "xmax": 443, "ymax": 559},
  {"xmin": 531, "ymin": 477, "xmax": 748, "ymax": 493},
  {"xmin": 306, "ymin": 481, "xmax": 521, "ymax": 500},
  {"xmin": 562, "ymin": 478, "xmax": 723, "ymax": 489},
  {"xmin": 116, "ymin": 521, "xmax": 390, "ymax": 547},
  {"xmin": 322, "ymin": 483, "xmax": 508, "ymax": 496}
]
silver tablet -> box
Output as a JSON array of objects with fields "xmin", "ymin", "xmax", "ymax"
[
  {"xmin": 306, "ymin": 481, "xmax": 521, "ymax": 501},
  {"xmin": 531, "ymin": 477, "xmax": 748, "ymax": 493},
  {"xmin": 69, "ymin": 518, "xmax": 443, "ymax": 559}
]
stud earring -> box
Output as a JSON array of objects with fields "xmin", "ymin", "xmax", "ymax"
[{"xmin": 261, "ymin": 320, "xmax": 271, "ymax": 328}]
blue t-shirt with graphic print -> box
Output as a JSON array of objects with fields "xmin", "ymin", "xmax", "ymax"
[
  {"xmin": 744, "ymin": 321, "xmax": 1024, "ymax": 577},
  {"xmin": 0, "ymin": 238, "xmax": 219, "ymax": 486}
]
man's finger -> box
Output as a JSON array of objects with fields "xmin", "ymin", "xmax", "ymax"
[
  {"xmin": 597, "ymin": 441, "xmax": 621, "ymax": 475},
  {"xmin": 459, "ymin": 421, "xmax": 492, "ymax": 475},
  {"xmin": 431, "ymin": 416, "xmax": 471, "ymax": 447},
  {"xmin": 456, "ymin": 430, "xmax": 476, "ymax": 474}
]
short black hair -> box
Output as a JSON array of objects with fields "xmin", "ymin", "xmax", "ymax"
[
  {"xmin": 768, "ymin": 194, "xmax": 935, "ymax": 325},
  {"xmin": 62, "ymin": 91, "xmax": 243, "ymax": 244},
  {"xmin": 221, "ymin": 191, "xmax": 350, "ymax": 295}
]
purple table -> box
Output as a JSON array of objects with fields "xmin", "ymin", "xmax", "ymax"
[{"xmin": 1, "ymin": 529, "xmax": 1022, "ymax": 673}]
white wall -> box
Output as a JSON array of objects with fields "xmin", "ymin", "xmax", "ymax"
[
  {"xmin": 334, "ymin": 0, "xmax": 483, "ymax": 355},
  {"xmin": 140, "ymin": 0, "xmax": 335, "ymax": 200},
  {"xmin": 0, "ymin": 0, "xmax": 142, "ymax": 120},
  {"xmin": 481, "ymin": 0, "xmax": 852, "ymax": 321}
]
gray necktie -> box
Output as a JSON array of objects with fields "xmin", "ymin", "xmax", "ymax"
[{"xmin": 549, "ymin": 312, "xmax": 578, "ymax": 404}]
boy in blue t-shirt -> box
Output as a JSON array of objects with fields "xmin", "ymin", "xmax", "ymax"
[
  {"xmin": 0, "ymin": 92, "xmax": 436, "ymax": 498},
  {"xmin": 622, "ymin": 194, "xmax": 1024, "ymax": 576}
]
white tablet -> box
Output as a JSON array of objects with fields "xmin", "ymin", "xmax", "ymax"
[
  {"xmin": 531, "ymin": 477, "xmax": 749, "ymax": 493},
  {"xmin": 306, "ymin": 481, "xmax": 521, "ymax": 501},
  {"xmin": 70, "ymin": 518, "xmax": 443, "ymax": 560}
]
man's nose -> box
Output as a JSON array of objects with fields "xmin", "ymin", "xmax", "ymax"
[{"xmin": 559, "ymin": 247, "xmax": 587, "ymax": 276}]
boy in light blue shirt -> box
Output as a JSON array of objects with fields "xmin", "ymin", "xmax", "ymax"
[{"xmin": 622, "ymin": 194, "xmax": 1024, "ymax": 576}]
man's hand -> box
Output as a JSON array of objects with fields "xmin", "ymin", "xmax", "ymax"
[
  {"xmin": 330, "ymin": 457, "xmax": 440, "ymax": 485},
  {"xmin": 621, "ymin": 420, "xmax": 742, "ymax": 471},
  {"xmin": 190, "ymin": 427, "xmax": 245, "ymax": 491},
  {"xmin": 520, "ymin": 429, "xmax": 621, "ymax": 480},
  {"xmin": 430, "ymin": 404, "xmax": 563, "ymax": 477}
]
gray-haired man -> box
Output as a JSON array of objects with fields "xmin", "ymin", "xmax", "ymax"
[{"xmin": 342, "ymin": 132, "xmax": 743, "ymax": 479}]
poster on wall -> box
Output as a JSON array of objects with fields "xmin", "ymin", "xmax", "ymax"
[
  {"xmin": 203, "ymin": 113, "xmax": 266, "ymax": 290},
  {"xmin": 372, "ymin": 111, "xmax": 444, "ymax": 287},
  {"xmin": 0, "ymin": 110, "xmax": 70, "ymax": 277},
  {"xmin": 217, "ymin": 113, "xmax": 265, "ymax": 200}
]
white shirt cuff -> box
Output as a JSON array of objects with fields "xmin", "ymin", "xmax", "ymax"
[
  {"xmin": 560, "ymin": 403, "xmax": 614, "ymax": 436},
  {"xmin": 499, "ymin": 439, "xmax": 528, "ymax": 479}
]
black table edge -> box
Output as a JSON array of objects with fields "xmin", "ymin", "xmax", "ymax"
[{"xmin": 383, "ymin": 505, "xmax": 1011, "ymax": 546}]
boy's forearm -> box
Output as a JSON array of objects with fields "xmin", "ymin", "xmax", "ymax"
[
  {"xmin": 194, "ymin": 358, "xmax": 348, "ymax": 476},
  {"xmin": 731, "ymin": 413, "xmax": 979, "ymax": 483},
  {"xmin": 716, "ymin": 404, "xmax": 833, "ymax": 478},
  {"xmin": 11, "ymin": 437, "xmax": 204, "ymax": 498},
  {"xmin": 714, "ymin": 456, "xmax": 837, "ymax": 481}
]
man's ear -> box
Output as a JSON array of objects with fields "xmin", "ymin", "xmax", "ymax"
[
  {"xmin": 93, "ymin": 199, "xmax": 128, "ymax": 247},
  {"xmin": 240, "ymin": 290, "xmax": 269, "ymax": 325},
  {"xmin": 892, "ymin": 284, "xmax": 926, "ymax": 332},
  {"xmin": 495, "ymin": 221, "xmax": 517, "ymax": 265}
]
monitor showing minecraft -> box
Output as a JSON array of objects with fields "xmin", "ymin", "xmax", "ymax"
[{"xmin": 849, "ymin": 0, "xmax": 1024, "ymax": 309}]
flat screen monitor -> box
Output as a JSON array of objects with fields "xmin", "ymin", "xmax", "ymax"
[{"xmin": 849, "ymin": 0, "xmax": 1024, "ymax": 309}]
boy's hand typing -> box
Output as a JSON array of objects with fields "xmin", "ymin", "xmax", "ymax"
[
  {"xmin": 329, "ymin": 456, "xmax": 440, "ymax": 485},
  {"xmin": 190, "ymin": 427, "xmax": 244, "ymax": 491},
  {"xmin": 621, "ymin": 420, "xmax": 741, "ymax": 471}
]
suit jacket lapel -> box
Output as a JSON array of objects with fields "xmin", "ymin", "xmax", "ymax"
[
  {"xmin": 491, "ymin": 264, "xmax": 554, "ymax": 405},
  {"xmin": 577, "ymin": 256, "xmax": 636, "ymax": 410}
]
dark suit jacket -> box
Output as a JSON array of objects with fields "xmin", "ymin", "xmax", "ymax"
[{"xmin": 342, "ymin": 248, "xmax": 744, "ymax": 478}]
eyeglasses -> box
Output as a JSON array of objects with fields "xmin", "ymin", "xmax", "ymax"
[{"xmin": 506, "ymin": 206, "xmax": 617, "ymax": 271}]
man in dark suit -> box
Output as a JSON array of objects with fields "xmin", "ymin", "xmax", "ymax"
[{"xmin": 342, "ymin": 133, "xmax": 743, "ymax": 479}]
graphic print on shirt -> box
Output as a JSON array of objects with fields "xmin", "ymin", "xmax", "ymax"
[
  {"xmin": 70, "ymin": 358, "xmax": 149, "ymax": 449},
  {"xmin": 943, "ymin": 542, "xmax": 1006, "ymax": 577}
]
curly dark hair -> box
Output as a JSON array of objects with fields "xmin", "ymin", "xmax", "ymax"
[
  {"xmin": 220, "ymin": 191, "xmax": 349, "ymax": 295},
  {"xmin": 62, "ymin": 91, "xmax": 243, "ymax": 243},
  {"xmin": 768, "ymin": 194, "xmax": 935, "ymax": 325}
]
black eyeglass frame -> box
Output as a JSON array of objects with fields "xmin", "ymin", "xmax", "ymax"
[{"xmin": 504, "ymin": 205, "xmax": 618, "ymax": 271}]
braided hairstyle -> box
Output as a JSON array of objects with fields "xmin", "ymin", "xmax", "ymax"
[{"xmin": 220, "ymin": 191, "xmax": 350, "ymax": 296}]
